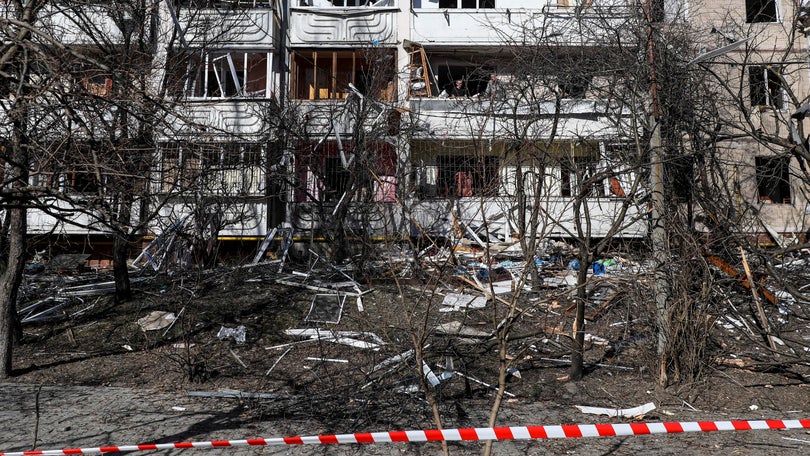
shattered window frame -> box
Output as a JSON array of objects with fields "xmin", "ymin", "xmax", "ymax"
[
  {"xmin": 748, "ymin": 65, "xmax": 785, "ymax": 109},
  {"xmin": 560, "ymin": 155, "xmax": 605, "ymax": 198},
  {"xmin": 184, "ymin": 51, "xmax": 270, "ymax": 100},
  {"xmin": 434, "ymin": 155, "xmax": 500, "ymax": 198},
  {"xmin": 290, "ymin": 49, "xmax": 397, "ymax": 101},
  {"xmin": 294, "ymin": 141, "xmax": 396, "ymax": 203},
  {"xmin": 32, "ymin": 143, "xmax": 104, "ymax": 195}
]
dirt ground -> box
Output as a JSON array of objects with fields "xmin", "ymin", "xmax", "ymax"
[{"xmin": 3, "ymin": 259, "xmax": 810, "ymax": 455}]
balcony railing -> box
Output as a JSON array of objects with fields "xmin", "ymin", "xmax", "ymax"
[
  {"xmin": 179, "ymin": 9, "xmax": 275, "ymax": 47},
  {"xmin": 289, "ymin": 6, "xmax": 398, "ymax": 46},
  {"xmin": 409, "ymin": 6, "xmax": 634, "ymax": 47}
]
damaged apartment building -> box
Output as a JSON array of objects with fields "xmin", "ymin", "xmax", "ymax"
[{"xmin": 2, "ymin": 0, "xmax": 810, "ymax": 265}]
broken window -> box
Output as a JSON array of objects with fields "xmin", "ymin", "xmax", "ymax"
[
  {"xmin": 756, "ymin": 156, "xmax": 791, "ymax": 204},
  {"xmin": 82, "ymin": 74, "xmax": 113, "ymax": 97},
  {"xmin": 749, "ymin": 65, "xmax": 784, "ymax": 109},
  {"xmin": 435, "ymin": 155, "xmax": 499, "ymax": 198},
  {"xmin": 555, "ymin": 143, "xmax": 603, "ymax": 198},
  {"xmin": 558, "ymin": 74, "xmax": 591, "ymax": 99},
  {"xmin": 295, "ymin": 141, "xmax": 396, "ymax": 202},
  {"xmin": 32, "ymin": 144, "xmax": 104, "ymax": 194},
  {"xmin": 436, "ymin": 66, "xmax": 493, "ymax": 98},
  {"xmin": 560, "ymin": 157, "xmax": 604, "ymax": 198},
  {"xmin": 290, "ymin": 49, "xmax": 396, "ymax": 101},
  {"xmin": 411, "ymin": 141, "xmax": 500, "ymax": 198},
  {"xmin": 185, "ymin": 52, "xmax": 269, "ymax": 99},
  {"xmin": 665, "ymin": 154, "xmax": 694, "ymax": 203},
  {"xmin": 602, "ymin": 142, "xmax": 632, "ymax": 198},
  {"xmin": 160, "ymin": 142, "xmax": 264, "ymax": 194},
  {"xmin": 746, "ymin": 0, "xmax": 779, "ymax": 23},
  {"xmin": 438, "ymin": 0, "xmax": 495, "ymax": 8},
  {"xmin": 551, "ymin": 0, "xmax": 593, "ymax": 9}
]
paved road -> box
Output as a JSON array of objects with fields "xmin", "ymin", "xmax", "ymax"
[{"xmin": 1, "ymin": 383, "xmax": 808, "ymax": 455}]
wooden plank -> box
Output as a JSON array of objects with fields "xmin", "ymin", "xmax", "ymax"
[
  {"xmin": 739, "ymin": 247, "xmax": 777, "ymax": 350},
  {"xmin": 704, "ymin": 253, "xmax": 777, "ymax": 305}
]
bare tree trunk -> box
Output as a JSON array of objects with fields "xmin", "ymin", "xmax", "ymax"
[
  {"xmin": 569, "ymin": 250, "xmax": 589, "ymax": 381},
  {"xmin": 0, "ymin": 123, "xmax": 30, "ymax": 378},
  {"xmin": 0, "ymin": 207, "xmax": 26, "ymax": 378},
  {"xmin": 113, "ymin": 232, "xmax": 132, "ymax": 302}
]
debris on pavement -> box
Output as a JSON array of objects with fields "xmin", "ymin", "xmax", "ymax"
[
  {"xmin": 575, "ymin": 402, "xmax": 656, "ymax": 418},
  {"xmin": 137, "ymin": 311, "xmax": 176, "ymax": 331},
  {"xmin": 217, "ymin": 325, "xmax": 247, "ymax": 344}
]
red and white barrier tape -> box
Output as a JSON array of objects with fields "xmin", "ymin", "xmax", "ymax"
[{"xmin": 3, "ymin": 419, "xmax": 809, "ymax": 455}]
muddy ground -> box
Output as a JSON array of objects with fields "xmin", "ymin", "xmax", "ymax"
[{"xmin": 2, "ymin": 258, "xmax": 810, "ymax": 455}]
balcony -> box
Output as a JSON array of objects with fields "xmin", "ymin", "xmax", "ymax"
[
  {"xmin": 180, "ymin": 9, "xmax": 275, "ymax": 48},
  {"xmin": 407, "ymin": 97, "xmax": 620, "ymax": 139},
  {"xmin": 162, "ymin": 101, "xmax": 270, "ymax": 138},
  {"xmin": 409, "ymin": 6, "xmax": 633, "ymax": 48},
  {"xmin": 289, "ymin": 6, "xmax": 398, "ymax": 46},
  {"xmin": 0, "ymin": 4, "xmax": 131, "ymax": 46}
]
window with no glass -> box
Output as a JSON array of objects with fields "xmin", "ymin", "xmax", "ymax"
[
  {"xmin": 749, "ymin": 65, "xmax": 784, "ymax": 109},
  {"xmin": 756, "ymin": 156, "xmax": 791, "ymax": 204},
  {"xmin": 746, "ymin": 0, "xmax": 779, "ymax": 23}
]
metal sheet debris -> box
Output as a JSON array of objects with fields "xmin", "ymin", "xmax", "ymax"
[
  {"xmin": 422, "ymin": 361, "xmax": 441, "ymax": 387},
  {"xmin": 137, "ymin": 311, "xmax": 176, "ymax": 331},
  {"xmin": 217, "ymin": 325, "xmax": 247, "ymax": 344},
  {"xmin": 575, "ymin": 402, "xmax": 656, "ymax": 417},
  {"xmin": 283, "ymin": 328, "xmax": 384, "ymax": 349},
  {"xmin": 439, "ymin": 293, "xmax": 487, "ymax": 312},
  {"xmin": 435, "ymin": 321, "xmax": 492, "ymax": 338}
]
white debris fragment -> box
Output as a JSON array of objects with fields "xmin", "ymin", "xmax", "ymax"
[
  {"xmin": 217, "ymin": 325, "xmax": 247, "ymax": 344},
  {"xmin": 440, "ymin": 293, "xmax": 487, "ymax": 311},
  {"xmin": 575, "ymin": 402, "xmax": 656, "ymax": 418},
  {"xmin": 137, "ymin": 311, "xmax": 176, "ymax": 331}
]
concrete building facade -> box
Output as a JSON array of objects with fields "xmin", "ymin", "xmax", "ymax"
[{"xmin": 2, "ymin": 0, "xmax": 809, "ymax": 265}]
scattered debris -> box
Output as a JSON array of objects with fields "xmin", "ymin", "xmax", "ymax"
[
  {"xmin": 162, "ymin": 306, "xmax": 184, "ymax": 336},
  {"xmin": 306, "ymin": 357, "xmax": 349, "ymax": 364},
  {"xmin": 137, "ymin": 311, "xmax": 176, "ymax": 331},
  {"xmin": 422, "ymin": 361, "xmax": 442, "ymax": 387},
  {"xmin": 439, "ymin": 293, "xmax": 487, "ymax": 312},
  {"xmin": 266, "ymin": 347, "xmax": 292, "ymax": 376},
  {"xmin": 229, "ymin": 349, "xmax": 248, "ymax": 368},
  {"xmin": 575, "ymin": 402, "xmax": 656, "ymax": 418},
  {"xmin": 453, "ymin": 370, "xmax": 515, "ymax": 398},
  {"xmin": 283, "ymin": 328, "xmax": 384, "ymax": 350},
  {"xmin": 368, "ymin": 349, "xmax": 415, "ymax": 375},
  {"xmin": 186, "ymin": 390, "xmax": 285, "ymax": 399},
  {"xmin": 434, "ymin": 321, "xmax": 492, "ymax": 338},
  {"xmin": 305, "ymin": 294, "xmax": 345, "ymax": 324},
  {"xmin": 217, "ymin": 325, "xmax": 247, "ymax": 345},
  {"xmin": 18, "ymin": 297, "xmax": 71, "ymax": 323}
]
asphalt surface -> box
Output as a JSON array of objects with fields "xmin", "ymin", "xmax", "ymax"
[{"xmin": 1, "ymin": 383, "xmax": 809, "ymax": 455}]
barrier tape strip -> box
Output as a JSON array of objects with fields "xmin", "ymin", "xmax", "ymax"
[{"xmin": 3, "ymin": 419, "xmax": 809, "ymax": 455}]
